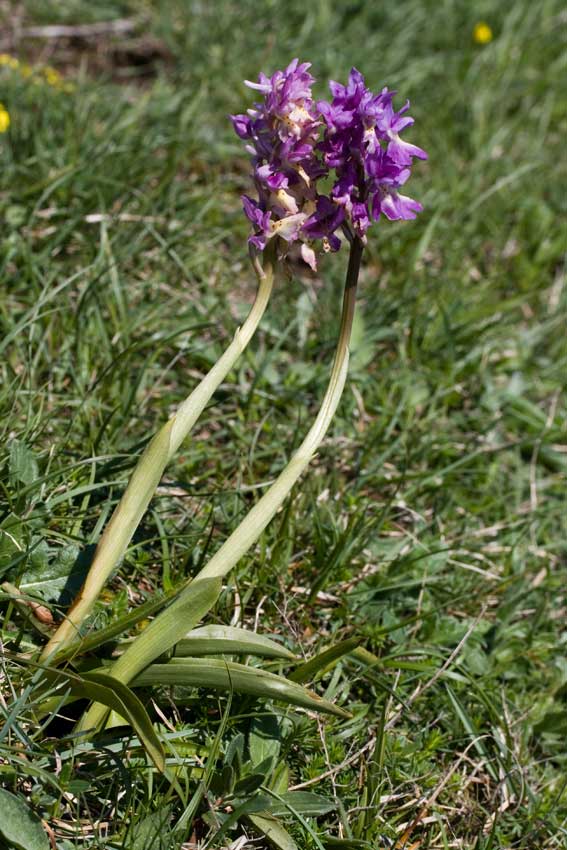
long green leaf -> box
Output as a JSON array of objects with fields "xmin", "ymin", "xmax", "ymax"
[
  {"xmin": 289, "ymin": 638, "xmax": 361, "ymax": 684},
  {"xmin": 247, "ymin": 813, "xmax": 299, "ymax": 850},
  {"xmin": 42, "ymin": 667, "xmax": 165, "ymax": 772},
  {"xmin": 0, "ymin": 788, "xmax": 49, "ymax": 850},
  {"xmin": 176, "ymin": 625, "xmax": 295, "ymax": 659},
  {"xmin": 260, "ymin": 786, "xmax": 328, "ymax": 850},
  {"xmin": 267, "ymin": 791, "xmax": 335, "ymax": 817},
  {"xmin": 78, "ymin": 577, "xmax": 221, "ymax": 733},
  {"xmin": 109, "ymin": 578, "xmax": 222, "ymax": 683},
  {"xmin": 133, "ymin": 658, "xmax": 350, "ymax": 717}
]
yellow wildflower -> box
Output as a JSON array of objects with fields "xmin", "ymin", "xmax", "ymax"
[
  {"xmin": 44, "ymin": 66, "xmax": 63, "ymax": 87},
  {"xmin": 473, "ymin": 22, "xmax": 493, "ymax": 44},
  {"xmin": 100, "ymin": 589, "xmax": 116, "ymax": 603},
  {"xmin": 0, "ymin": 104, "xmax": 10, "ymax": 133},
  {"xmin": 0, "ymin": 53, "xmax": 19, "ymax": 69}
]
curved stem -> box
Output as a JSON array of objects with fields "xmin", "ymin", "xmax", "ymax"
[
  {"xmin": 78, "ymin": 237, "xmax": 363, "ymax": 735},
  {"xmin": 194, "ymin": 236, "xmax": 363, "ymax": 582},
  {"xmin": 41, "ymin": 257, "xmax": 274, "ymax": 662}
]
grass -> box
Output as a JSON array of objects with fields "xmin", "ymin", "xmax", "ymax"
[{"xmin": 1, "ymin": 0, "xmax": 566, "ymax": 847}]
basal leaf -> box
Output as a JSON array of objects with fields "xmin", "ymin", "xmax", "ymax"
[
  {"xmin": 77, "ymin": 578, "xmax": 222, "ymax": 734},
  {"xmin": 106, "ymin": 577, "xmax": 222, "ymax": 685},
  {"xmin": 0, "ymin": 788, "xmax": 49, "ymax": 850},
  {"xmin": 247, "ymin": 812, "xmax": 298, "ymax": 850},
  {"xmin": 249, "ymin": 712, "xmax": 282, "ymax": 767},
  {"xmin": 9, "ymin": 439, "xmax": 39, "ymax": 486},
  {"xmin": 43, "ymin": 667, "xmax": 165, "ymax": 772},
  {"xmin": 268, "ymin": 791, "xmax": 335, "ymax": 817},
  {"xmin": 133, "ymin": 658, "xmax": 350, "ymax": 717},
  {"xmin": 176, "ymin": 625, "xmax": 295, "ymax": 659}
]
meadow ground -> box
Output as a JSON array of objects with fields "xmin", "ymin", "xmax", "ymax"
[{"xmin": 0, "ymin": 1, "xmax": 566, "ymax": 847}]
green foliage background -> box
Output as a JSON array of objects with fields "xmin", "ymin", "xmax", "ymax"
[{"xmin": 0, "ymin": 0, "xmax": 566, "ymax": 847}]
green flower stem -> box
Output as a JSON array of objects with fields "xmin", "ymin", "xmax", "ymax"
[
  {"xmin": 194, "ymin": 236, "xmax": 363, "ymax": 582},
  {"xmin": 78, "ymin": 236, "xmax": 363, "ymax": 736},
  {"xmin": 40, "ymin": 256, "xmax": 274, "ymax": 662}
]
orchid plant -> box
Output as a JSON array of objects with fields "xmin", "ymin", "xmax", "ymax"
[{"xmin": 36, "ymin": 60, "xmax": 426, "ymax": 813}]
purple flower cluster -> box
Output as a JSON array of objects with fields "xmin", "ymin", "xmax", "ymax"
[
  {"xmin": 232, "ymin": 61, "xmax": 427, "ymax": 268},
  {"xmin": 316, "ymin": 68, "xmax": 427, "ymax": 241},
  {"xmin": 231, "ymin": 59, "xmax": 322, "ymax": 270}
]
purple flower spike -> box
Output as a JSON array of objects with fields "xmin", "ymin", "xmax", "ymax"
[
  {"xmin": 317, "ymin": 67, "xmax": 427, "ymax": 242},
  {"xmin": 232, "ymin": 59, "xmax": 326, "ymax": 267},
  {"xmin": 233, "ymin": 62, "xmax": 426, "ymax": 266}
]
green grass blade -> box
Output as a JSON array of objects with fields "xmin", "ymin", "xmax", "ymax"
[
  {"xmin": 289, "ymin": 638, "xmax": 361, "ymax": 684},
  {"xmin": 445, "ymin": 684, "xmax": 499, "ymax": 783},
  {"xmin": 176, "ymin": 694, "xmax": 233, "ymax": 833}
]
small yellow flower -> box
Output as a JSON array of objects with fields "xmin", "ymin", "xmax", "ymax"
[
  {"xmin": 473, "ymin": 22, "xmax": 493, "ymax": 44},
  {"xmin": 0, "ymin": 53, "xmax": 19, "ymax": 69},
  {"xmin": 0, "ymin": 104, "xmax": 10, "ymax": 133},
  {"xmin": 44, "ymin": 66, "xmax": 63, "ymax": 87},
  {"xmin": 100, "ymin": 588, "xmax": 116, "ymax": 603}
]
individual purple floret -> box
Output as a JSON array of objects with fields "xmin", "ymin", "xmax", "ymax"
[
  {"xmin": 310, "ymin": 67, "xmax": 427, "ymax": 242},
  {"xmin": 301, "ymin": 196, "xmax": 343, "ymax": 251}
]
